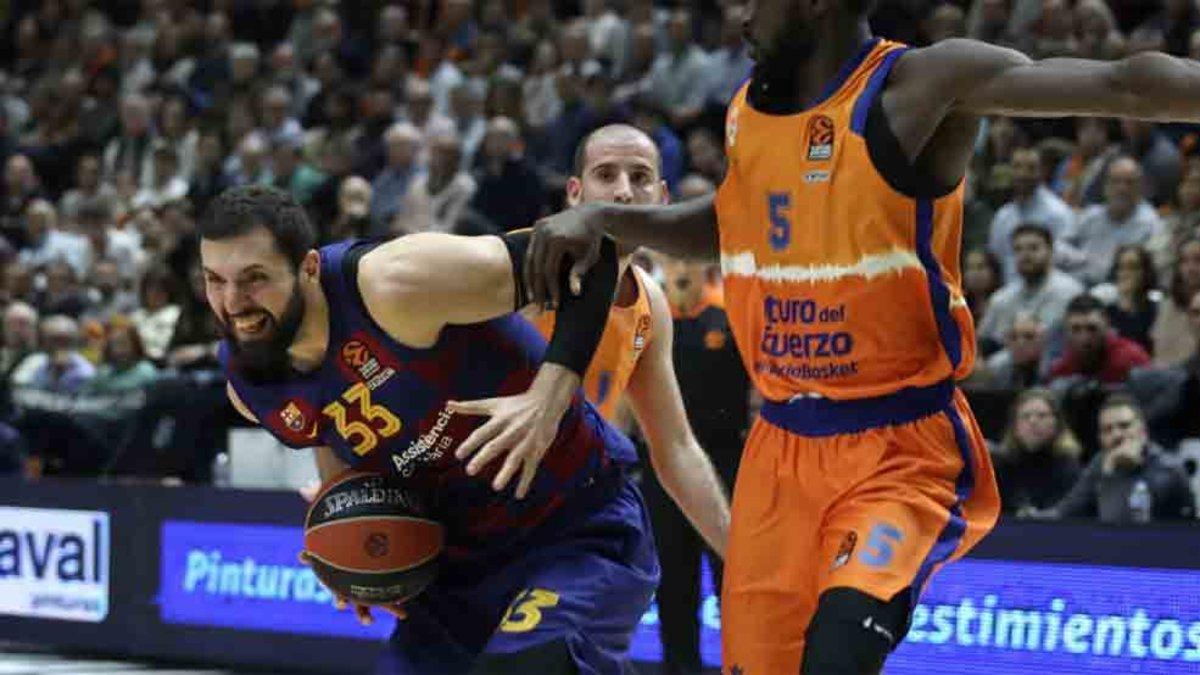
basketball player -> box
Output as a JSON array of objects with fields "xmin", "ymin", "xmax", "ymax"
[
  {"xmin": 202, "ymin": 184, "xmax": 661, "ymax": 674},
  {"xmin": 472, "ymin": 124, "xmax": 731, "ymax": 557},
  {"xmin": 517, "ymin": 2, "xmax": 1200, "ymax": 672}
]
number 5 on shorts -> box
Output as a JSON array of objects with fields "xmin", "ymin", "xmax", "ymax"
[
  {"xmin": 859, "ymin": 523, "xmax": 903, "ymax": 568},
  {"xmin": 499, "ymin": 588, "xmax": 560, "ymax": 633}
]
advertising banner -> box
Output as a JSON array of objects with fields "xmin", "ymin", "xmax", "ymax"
[{"xmin": 0, "ymin": 506, "xmax": 109, "ymax": 622}]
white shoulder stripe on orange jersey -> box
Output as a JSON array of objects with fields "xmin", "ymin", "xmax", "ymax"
[{"xmin": 720, "ymin": 248, "xmax": 923, "ymax": 283}]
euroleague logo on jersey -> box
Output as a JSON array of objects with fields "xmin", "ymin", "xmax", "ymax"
[
  {"xmin": 341, "ymin": 337, "xmax": 396, "ymax": 391},
  {"xmin": 806, "ymin": 115, "xmax": 834, "ymax": 161},
  {"xmin": 633, "ymin": 315, "xmax": 651, "ymax": 353}
]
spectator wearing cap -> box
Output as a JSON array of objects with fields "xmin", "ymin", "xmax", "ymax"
[
  {"xmin": 371, "ymin": 122, "xmax": 423, "ymax": 236},
  {"xmin": 1048, "ymin": 394, "xmax": 1194, "ymax": 524},
  {"xmin": 59, "ymin": 154, "xmax": 116, "ymax": 223},
  {"xmin": 646, "ymin": 9, "xmax": 711, "ymax": 131},
  {"xmin": 993, "ymin": 389, "xmax": 1083, "ymax": 515},
  {"xmin": 1119, "ymin": 119, "xmax": 1181, "ymax": 208},
  {"xmin": 1063, "ymin": 157, "xmax": 1166, "ymax": 287},
  {"xmin": 10, "ymin": 314, "xmax": 96, "ymax": 394},
  {"xmin": 470, "ymin": 117, "xmax": 546, "ymax": 234},
  {"xmin": 18, "ymin": 200, "xmax": 91, "ymax": 280},
  {"xmin": 988, "ymin": 146, "xmax": 1078, "ymax": 281},
  {"xmin": 268, "ymin": 136, "xmax": 324, "ymax": 207},
  {"xmin": 977, "ymin": 224, "xmax": 1084, "ymax": 350},
  {"xmin": 394, "ymin": 133, "xmax": 477, "ymax": 235},
  {"xmin": 1152, "ymin": 237, "xmax": 1200, "ymax": 367},
  {"xmin": 1049, "ymin": 294, "xmax": 1151, "ymax": 386}
]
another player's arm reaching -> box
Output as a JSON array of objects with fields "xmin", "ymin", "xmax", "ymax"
[
  {"xmin": 624, "ymin": 276, "xmax": 731, "ymax": 556},
  {"xmin": 357, "ymin": 230, "xmax": 620, "ymax": 497},
  {"xmin": 527, "ymin": 195, "xmax": 718, "ymax": 307}
]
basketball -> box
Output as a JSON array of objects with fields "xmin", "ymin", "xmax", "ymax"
[{"xmin": 303, "ymin": 470, "xmax": 444, "ymax": 605}]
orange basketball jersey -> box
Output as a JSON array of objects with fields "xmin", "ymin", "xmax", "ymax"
[
  {"xmin": 531, "ymin": 265, "xmax": 654, "ymax": 421},
  {"xmin": 714, "ymin": 39, "xmax": 975, "ymax": 403}
]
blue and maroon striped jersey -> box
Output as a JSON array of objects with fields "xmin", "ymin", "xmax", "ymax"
[{"xmin": 220, "ymin": 239, "xmax": 637, "ymax": 560}]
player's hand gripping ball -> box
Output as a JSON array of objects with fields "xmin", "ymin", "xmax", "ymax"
[{"xmin": 303, "ymin": 470, "xmax": 444, "ymax": 606}]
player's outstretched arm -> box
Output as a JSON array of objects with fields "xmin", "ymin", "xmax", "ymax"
[
  {"xmin": 527, "ymin": 193, "xmax": 718, "ymax": 308},
  {"xmin": 898, "ymin": 38, "xmax": 1200, "ymax": 123},
  {"xmin": 624, "ymin": 278, "xmax": 730, "ymax": 556}
]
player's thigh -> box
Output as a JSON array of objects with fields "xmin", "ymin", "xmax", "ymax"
[
  {"xmin": 482, "ymin": 482, "xmax": 658, "ymax": 674},
  {"xmin": 721, "ymin": 419, "xmax": 824, "ymax": 673},
  {"xmin": 817, "ymin": 417, "xmax": 970, "ymax": 608}
]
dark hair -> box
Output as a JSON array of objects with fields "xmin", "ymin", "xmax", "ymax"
[
  {"xmin": 1065, "ymin": 292, "xmax": 1106, "ymax": 317},
  {"xmin": 1010, "ymin": 223, "xmax": 1053, "ymax": 247},
  {"xmin": 1099, "ymin": 391, "xmax": 1144, "ymax": 421},
  {"xmin": 1170, "ymin": 236, "xmax": 1200, "ymax": 307},
  {"xmin": 139, "ymin": 265, "xmax": 180, "ymax": 308},
  {"xmin": 199, "ymin": 186, "xmax": 315, "ymax": 267},
  {"xmin": 846, "ymin": 0, "xmax": 878, "ymax": 16},
  {"xmin": 1108, "ymin": 244, "xmax": 1157, "ymax": 298}
]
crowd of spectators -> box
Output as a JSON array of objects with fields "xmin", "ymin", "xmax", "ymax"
[{"xmin": 0, "ymin": 1, "xmax": 1196, "ymax": 525}]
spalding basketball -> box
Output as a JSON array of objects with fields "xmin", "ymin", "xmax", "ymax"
[{"xmin": 303, "ymin": 470, "xmax": 443, "ymax": 605}]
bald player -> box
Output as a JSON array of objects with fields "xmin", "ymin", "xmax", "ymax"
[
  {"xmin": 462, "ymin": 123, "xmax": 731, "ymax": 557},
  {"xmin": 520, "ymin": 1, "xmax": 1200, "ymax": 672}
]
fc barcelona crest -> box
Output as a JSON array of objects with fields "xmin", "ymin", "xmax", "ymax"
[{"xmin": 807, "ymin": 115, "xmax": 835, "ymax": 161}]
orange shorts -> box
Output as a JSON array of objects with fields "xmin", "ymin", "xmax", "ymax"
[{"xmin": 721, "ymin": 382, "xmax": 999, "ymax": 674}]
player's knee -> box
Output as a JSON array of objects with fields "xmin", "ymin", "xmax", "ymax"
[
  {"xmin": 470, "ymin": 639, "xmax": 578, "ymax": 675},
  {"xmin": 800, "ymin": 587, "xmax": 912, "ymax": 675}
]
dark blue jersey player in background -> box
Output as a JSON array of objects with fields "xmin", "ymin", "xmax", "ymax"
[{"xmin": 199, "ymin": 185, "xmax": 666, "ymax": 675}]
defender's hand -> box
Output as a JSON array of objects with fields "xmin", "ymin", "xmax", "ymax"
[
  {"xmin": 448, "ymin": 364, "xmax": 580, "ymax": 498},
  {"xmin": 527, "ymin": 203, "xmax": 605, "ymax": 308}
]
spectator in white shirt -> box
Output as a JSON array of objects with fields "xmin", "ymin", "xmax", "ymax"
[
  {"xmin": 988, "ymin": 147, "xmax": 1078, "ymax": 281},
  {"xmin": 18, "ymin": 200, "xmax": 90, "ymax": 280},
  {"xmin": 1064, "ymin": 157, "xmax": 1166, "ymax": 286},
  {"xmin": 394, "ymin": 133, "xmax": 477, "ymax": 235},
  {"xmin": 978, "ymin": 224, "xmax": 1084, "ymax": 352}
]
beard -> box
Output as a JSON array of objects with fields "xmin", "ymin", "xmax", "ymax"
[
  {"xmin": 748, "ymin": 23, "xmax": 817, "ymax": 109},
  {"xmin": 220, "ymin": 285, "xmax": 306, "ymax": 386}
]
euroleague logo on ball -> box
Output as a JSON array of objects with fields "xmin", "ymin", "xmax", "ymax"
[{"xmin": 364, "ymin": 532, "xmax": 390, "ymax": 558}]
